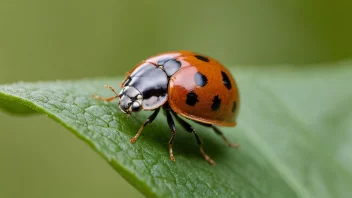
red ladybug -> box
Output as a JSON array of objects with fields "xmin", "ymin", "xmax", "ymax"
[{"xmin": 93, "ymin": 50, "xmax": 240, "ymax": 166}]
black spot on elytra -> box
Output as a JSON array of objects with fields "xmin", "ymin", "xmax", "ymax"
[
  {"xmin": 221, "ymin": 71, "xmax": 232, "ymax": 90},
  {"xmin": 211, "ymin": 95, "xmax": 221, "ymax": 111},
  {"xmin": 232, "ymin": 101, "xmax": 237, "ymax": 112},
  {"xmin": 194, "ymin": 55, "xmax": 210, "ymax": 62},
  {"xmin": 194, "ymin": 72, "xmax": 208, "ymax": 87},
  {"xmin": 186, "ymin": 91, "xmax": 199, "ymax": 106}
]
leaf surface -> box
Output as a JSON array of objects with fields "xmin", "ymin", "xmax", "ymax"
[{"xmin": 1, "ymin": 62, "xmax": 351, "ymax": 198}]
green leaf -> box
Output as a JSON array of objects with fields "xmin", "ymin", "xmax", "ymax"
[{"xmin": 1, "ymin": 62, "xmax": 351, "ymax": 198}]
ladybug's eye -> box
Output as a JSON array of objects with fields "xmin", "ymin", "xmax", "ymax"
[{"xmin": 129, "ymin": 101, "xmax": 141, "ymax": 112}]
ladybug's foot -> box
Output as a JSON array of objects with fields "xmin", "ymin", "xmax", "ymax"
[
  {"xmin": 199, "ymin": 145, "xmax": 215, "ymax": 166},
  {"xmin": 220, "ymin": 134, "xmax": 240, "ymax": 148},
  {"xmin": 165, "ymin": 110, "xmax": 177, "ymax": 162},
  {"xmin": 130, "ymin": 123, "xmax": 145, "ymax": 143},
  {"xmin": 168, "ymin": 133, "xmax": 176, "ymax": 162},
  {"xmin": 227, "ymin": 142, "xmax": 240, "ymax": 148},
  {"xmin": 130, "ymin": 136, "xmax": 138, "ymax": 144},
  {"xmin": 212, "ymin": 126, "xmax": 240, "ymax": 149},
  {"xmin": 169, "ymin": 144, "xmax": 176, "ymax": 162}
]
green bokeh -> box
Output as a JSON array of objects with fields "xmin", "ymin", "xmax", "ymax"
[{"xmin": 0, "ymin": 0, "xmax": 351, "ymax": 197}]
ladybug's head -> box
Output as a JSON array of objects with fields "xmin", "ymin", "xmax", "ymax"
[{"xmin": 118, "ymin": 86, "xmax": 143, "ymax": 114}]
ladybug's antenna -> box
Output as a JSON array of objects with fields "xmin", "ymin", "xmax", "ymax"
[
  {"xmin": 103, "ymin": 85, "xmax": 120, "ymax": 97},
  {"xmin": 92, "ymin": 85, "xmax": 120, "ymax": 102}
]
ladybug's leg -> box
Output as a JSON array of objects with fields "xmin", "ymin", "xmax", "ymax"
[
  {"xmin": 165, "ymin": 110, "xmax": 176, "ymax": 162},
  {"xmin": 130, "ymin": 108, "xmax": 160, "ymax": 143},
  {"xmin": 211, "ymin": 126, "xmax": 240, "ymax": 148},
  {"xmin": 195, "ymin": 121, "xmax": 240, "ymax": 148},
  {"xmin": 92, "ymin": 85, "xmax": 119, "ymax": 102},
  {"xmin": 171, "ymin": 112, "xmax": 215, "ymax": 166}
]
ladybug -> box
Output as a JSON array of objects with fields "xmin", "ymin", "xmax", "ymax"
[{"xmin": 93, "ymin": 50, "xmax": 239, "ymax": 166}]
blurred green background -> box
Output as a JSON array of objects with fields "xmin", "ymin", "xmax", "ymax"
[{"xmin": 0, "ymin": 0, "xmax": 351, "ymax": 197}]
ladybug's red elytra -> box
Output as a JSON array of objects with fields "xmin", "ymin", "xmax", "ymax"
[{"xmin": 93, "ymin": 50, "xmax": 240, "ymax": 166}]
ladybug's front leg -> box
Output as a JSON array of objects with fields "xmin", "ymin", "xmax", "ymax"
[{"xmin": 130, "ymin": 108, "xmax": 160, "ymax": 143}]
